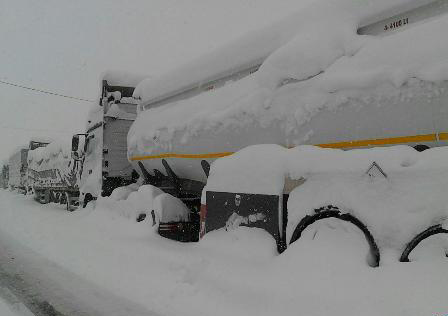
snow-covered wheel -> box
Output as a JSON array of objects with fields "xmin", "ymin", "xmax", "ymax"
[
  {"xmin": 290, "ymin": 206, "xmax": 380, "ymax": 267},
  {"xmin": 400, "ymin": 224, "xmax": 448, "ymax": 262}
]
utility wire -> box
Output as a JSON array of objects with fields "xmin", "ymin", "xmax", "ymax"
[{"xmin": 0, "ymin": 79, "xmax": 95, "ymax": 103}]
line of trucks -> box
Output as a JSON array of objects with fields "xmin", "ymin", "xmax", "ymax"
[
  {"xmin": 1, "ymin": 74, "xmax": 142, "ymax": 210},
  {"xmin": 1, "ymin": 1, "xmax": 448, "ymax": 266}
]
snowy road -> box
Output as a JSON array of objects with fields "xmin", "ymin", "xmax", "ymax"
[
  {"xmin": 0, "ymin": 192, "xmax": 158, "ymax": 316},
  {"xmin": 0, "ymin": 231, "xmax": 158, "ymax": 316}
]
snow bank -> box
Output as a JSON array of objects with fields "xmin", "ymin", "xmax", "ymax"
[
  {"xmin": 205, "ymin": 145, "xmax": 448, "ymax": 256},
  {"xmin": 97, "ymin": 184, "xmax": 164, "ymax": 222},
  {"xmin": 1, "ymin": 189, "xmax": 448, "ymax": 316},
  {"xmin": 129, "ymin": 0, "xmax": 448, "ymax": 151},
  {"xmin": 100, "ymin": 184, "xmax": 190, "ymax": 223},
  {"xmin": 153, "ymin": 193, "xmax": 190, "ymax": 222}
]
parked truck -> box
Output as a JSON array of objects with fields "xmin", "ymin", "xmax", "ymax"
[
  {"xmin": 27, "ymin": 139, "xmax": 80, "ymax": 210},
  {"xmin": 126, "ymin": 0, "xmax": 448, "ymax": 254},
  {"xmin": 71, "ymin": 72, "xmax": 146, "ymax": 208},
  {"xmin": 8, "ymin": 147, "xmax": 29, "ymax": 193}
]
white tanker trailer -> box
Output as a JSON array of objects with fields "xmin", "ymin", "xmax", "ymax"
[{"xmin": 127, "ymin": 0, "xmax": 448, "ymax": 246}]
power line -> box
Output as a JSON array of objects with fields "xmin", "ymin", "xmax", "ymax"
[{"xmin": 0, "ymin": 79, "xmax": 95, "ymax": 103}]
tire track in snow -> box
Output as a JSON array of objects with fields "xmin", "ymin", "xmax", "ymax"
[{"xmin": 0, "ymin": 225, "xmax": 159, "ymax": 316}]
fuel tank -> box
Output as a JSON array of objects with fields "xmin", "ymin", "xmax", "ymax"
[{"xmin": 128, "ymin": 79, "xmax": 448, "ymax": 190}]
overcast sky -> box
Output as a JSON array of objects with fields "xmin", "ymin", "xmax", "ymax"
[{"xmin": 0, "ymin": 0, "xmax": 307, "ymax": 162}]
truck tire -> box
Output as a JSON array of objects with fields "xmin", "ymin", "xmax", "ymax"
[
  {"xmin": 400, "ymin": 224, "xmax": 448, "ymax": 262},
  {"xmin": 290, "ymin": 206, "xmax": 380, "ymax": 267}
]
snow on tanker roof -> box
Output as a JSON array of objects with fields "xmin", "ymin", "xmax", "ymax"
[
  {"xmin": 129, "ymin": 0, "xmax": 448, "ymax": 150},
  {"xmin": 133, "ymin": 0, "xmax": 433, "ymax": 105}
]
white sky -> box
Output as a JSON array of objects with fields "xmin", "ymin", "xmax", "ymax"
[{"xmin": 0, "ymin": 0, "xmax": 306, "ymax": 162}]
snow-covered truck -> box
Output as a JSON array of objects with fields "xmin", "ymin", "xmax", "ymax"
[
  {"xmin": 72, "ymin": 72, "xmax": 146, "ymax": 208},
  {"xmin": 27, "ymin": 139, "xmax": 80, "ymax": 210},
  {"xmin": 127, "ymin": 0, "xmax": 448, "ymax": 249},
  {"xmin": 8, "ymin": 147, "xmax": 29, "ymax": 193}
]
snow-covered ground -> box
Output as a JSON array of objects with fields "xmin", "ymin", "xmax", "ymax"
[
  {"xmin": 0, "ymin": 292, "xmax": 33, "ymax": 316},
  {"xmin": 0, "ymin": 298, "xmax": 25, "ymax": 316},
  {"xmin": 0, "ymin": 186, "xmax": 447, "ymax": 316}
]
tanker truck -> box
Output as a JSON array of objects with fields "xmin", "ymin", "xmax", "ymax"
[
  {"xmin": 127, "ymin": 0, "xmax": 448, "ymax": 247},
  {"xmin": 71, "ymin": 72, "xmax": 146, "ymax": 208}
]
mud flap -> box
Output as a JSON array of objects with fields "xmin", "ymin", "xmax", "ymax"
[{"xmin": 205, "ymin": 191, "xmax": 283, "ymax": 252}]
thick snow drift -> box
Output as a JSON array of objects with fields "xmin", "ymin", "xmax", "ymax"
[
  {"xmin": 129, "ymin": 0, "xmax": 448, "ymax": 152},
  {"xmin": 205, "ymin": 145, "xmax": 448, "ymax": 257},
  {"xmin": 133, "ymin": 0, "xmax": 432, "ymax": 103},
  {"xmin": 1, "ymin": 187, "xmax": 448, "ymax": 316}
]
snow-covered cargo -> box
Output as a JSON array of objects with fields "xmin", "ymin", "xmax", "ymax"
[
  {"xmin": 27, "ymin": 138, "xmax": 80, "ymax": 210},
  {"xmin": 73, "ymin": 71, "xmax": 146, "ymax": 208},
  {"xmin": 127, "ymin": 0, "xmax": 448, "ymax": 244}
]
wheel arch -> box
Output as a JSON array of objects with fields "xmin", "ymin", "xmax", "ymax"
[
  {"xmin": 400, "ymin": 224, "xmax": 448, "ymax": 262},
  {"xmin": 289, "ymin": 206, "xmax": 380, "ymax": 267}
]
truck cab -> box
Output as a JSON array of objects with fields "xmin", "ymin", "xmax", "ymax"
[{"xmin": 73, "ymin": 74, "xmax": 145, "ymax": 208}]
